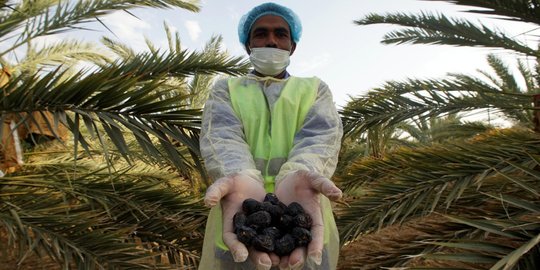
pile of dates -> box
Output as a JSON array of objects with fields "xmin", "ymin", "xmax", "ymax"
[{"xmin": 233, "ymin": 193, "xmax": 312, "ymax": 256}]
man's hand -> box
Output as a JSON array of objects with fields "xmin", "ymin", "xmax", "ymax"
[
  {"xmin": 274, "ymin": 171, "xmax": 342, "ymax": 269},
  {"xmin": 204, "ymin": 174, "xmax": 278, "ymax": 270}
]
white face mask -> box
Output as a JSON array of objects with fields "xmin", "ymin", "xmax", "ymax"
[{"xmin": 249, "ymin": 47, "xmax": 291, "ymax": 76}]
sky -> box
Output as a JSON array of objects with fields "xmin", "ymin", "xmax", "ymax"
[{"xmin": 36, "ymin": 1, "xmax": 539, "ymax": 107}]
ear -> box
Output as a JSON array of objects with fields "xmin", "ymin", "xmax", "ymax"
[
  {"xmin": 290, "ymin": 42, "xmax": 297, "ymax": 56},
  {"xmin": 245, "ymin": 43, "xmax": 251, "ymax": 55}
]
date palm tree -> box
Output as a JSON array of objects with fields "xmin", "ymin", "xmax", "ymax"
[
  {"xmin": 0, "ymin": 0, "xmax": 249, "ymax": 269},
  {"xmin": 337, "ymin": 1, "xmax": 540, "ymax": 269}
]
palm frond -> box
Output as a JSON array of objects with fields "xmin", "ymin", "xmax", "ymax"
[
  {"xmin": 341, "ymin": 70, "xmax": 532, "ymax": 138},
  {"xmin": 0, "ymin": 48, "xmax": 250, "ymax": 175},
  {"xmin": 428, "ymin": 121, "xmax": 494, "ymax": 142},
  {"xmin": 0, "ymin": 0, "xmax": 59, "ymax": 42},
  {"xmin": 16, "ymin": 39, "xmax": 111, "ymax": 73},
  {"xmin": 188, "ymin": 73, "xmax": 214, "ymax": 108},
  {"xmin": 336, "ymin": 128, "xmax": 540, "ymax": 242},
  {"xmin": 0, "ymin": 0, "xmax": 200, "ymax": 57},
  {"xmin": 396, "ymin": 114, "xmax": 493, "ymax": 144},
  {"xmin": 429, "ymin": 213, "xmax": 540, "ymax": 269},
  {"xmin": 338, "ymin": 215, "xmax": 478, "ymax": 269},
  {"xmin": 427, "ymin": 0, "xmax": 540, "ymax": 25},
  {"xmin": 486, "ymin": 54, "xmax": 521, "ymax": 92},
  {"xmin": 101, "ymin": 36, "xmax": 135, "ymax": 60},
  {"xmin": 355, "ymin": 12, "xmax": 538, "ymax": 57},
  {"xmin": 0, "ymin": 162, "xmax": 207, "ymax": 269},
  {"xmin": 144, "ymin": 35, "xmax": 159, "ymax": 56},
  {"xmin": 517, "ymin": 59, "xmax": 538, "ymax": 93},
  {"xmin": 337, "ymin": 128, "xmax": 540, "ymax": 269},
  {"xmin": 164, "ymin": 21, "xmax": 182, "ymax": 54},
  {"xmin": 341, "ymin": 1, "xmax": 540, "ymax": 269},
  {"xmin": 187, "ymin": 35, "xmax": 228, "ymax": 108}
]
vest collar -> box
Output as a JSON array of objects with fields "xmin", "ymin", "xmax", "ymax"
[{"xmin": 248, "ymin": 70, "xmax": 291, "ymax": 83}]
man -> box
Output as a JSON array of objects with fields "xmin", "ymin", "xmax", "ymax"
[{"xmin": 199, "ymin": 3, "xmax": 343, "ymax": 270}]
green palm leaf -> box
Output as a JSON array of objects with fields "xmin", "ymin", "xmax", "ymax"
[
  {"xmin": 340, "ymin": 1, "xmax": 540, "ymax": 269},
  {"xmin": 1, "ymin": 162, "xmax": 207, "ymax": 269},
  {"xmin": 355, "ymin": 12, "xmax": 537, "ymax": 57},
  {"xmin": 101, "ymin": 36, "xmax": 136, "ymax": 60},
  {"xmin": 16, "ymin": 39, "xmax": 111, "ymax": 74},
  {"xmin": 0, "ymin": 0, "xmax": 247, "ymax": 268},
  {"xmin": 1, "ymin": 48, "xmax": 249, "ymax": 175},
  {"xmin": 336, "ymin": 128, "xmax": 540, "ymax": 241},
  {"xmin": 341, "ymin": 69, "xmax": 532, "ymax": 138},
  {"xmin": 0, "ymin": 0, "xmax": 199, "ymax": 56},
  {"xmin": 336, "ymin": 128, "xmax": 540, "ymax": 268},
  {"xmin": 428, "ymin": 0, "xmax": 540, "ymax": 25}
]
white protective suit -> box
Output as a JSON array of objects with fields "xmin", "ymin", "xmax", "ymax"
[{"xmin": 199, "ymin": 74, "xmax": 343, "ymax": 270}]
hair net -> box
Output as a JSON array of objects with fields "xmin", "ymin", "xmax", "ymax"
[{"xmin": 238, "ymin": 2, "xmax": 302, "ymax": 45}]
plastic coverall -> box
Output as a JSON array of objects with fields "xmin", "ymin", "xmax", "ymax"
[{"xmin": 199, "ymin": 74, "xmax": 343, "ymax": 270}]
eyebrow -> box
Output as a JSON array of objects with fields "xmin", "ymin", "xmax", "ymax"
[{"xmin": 252, "ymin": 26, "xmax": 290, "ymax": 34}]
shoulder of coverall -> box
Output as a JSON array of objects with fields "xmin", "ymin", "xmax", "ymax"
[{"xmin": 209, "ymin": 75, "xmax": 332, "ymax": 100}]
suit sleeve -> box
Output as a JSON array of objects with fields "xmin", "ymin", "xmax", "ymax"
[
  {"xmin": 200, "ymin": 78, "xmax": 263, "ymax": 182},
  {"xmin": 276, "ymin": 79, "xmax": 343, "ymax": 182}
]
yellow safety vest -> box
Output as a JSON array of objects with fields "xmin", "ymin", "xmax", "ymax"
[{"xmin": 229, "ymin": 76, "xmax": 319, "ymax": 192}]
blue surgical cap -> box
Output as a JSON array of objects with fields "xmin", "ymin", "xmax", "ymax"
[{"xmin": 238, "ymin": 2, "xmax": 302, "ymax": 45}]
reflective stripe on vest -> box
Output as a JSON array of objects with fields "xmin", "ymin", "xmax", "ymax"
[{"xmin": 213, "ymin": 76, "xmax": 319, "ymax": 251}]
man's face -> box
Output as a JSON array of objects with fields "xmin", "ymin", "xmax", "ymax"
[{"xmin": 246, "ymin": 15, "xmax": 296, "ymax": 55}]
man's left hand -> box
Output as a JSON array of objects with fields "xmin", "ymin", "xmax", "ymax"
[{"xmin": 274, "ymin": 170, "xmax": 342, "ymax": 269}]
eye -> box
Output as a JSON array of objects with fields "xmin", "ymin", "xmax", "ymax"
[
  {"xmin": 275, "ymin": 29, "xmax": 290, "ymax": 38},
  {"xmin": 252, "ymin": 29, "xmax": 267, "ymax": 38}
]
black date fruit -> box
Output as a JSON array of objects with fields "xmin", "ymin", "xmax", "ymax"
[
  {"xmin": 294, "ymin": 213, "xmax": 313, "ymax": 229},
  {"xmin": 286, "ymin": 202, "xmax": 305, "ymax": 216},
  {"xmin": 261, "ymin": 202, "xmax": 284, "ymax": 222},
  {"xmin": 274, "ymin": 234, "xmax": 296, "ymax": 256},
  {"xmin": 264, "ymin": 193, "xmax": 280, "ymax": 205},
  {"xmin": 236, "ymin": 226, "xmax": 257, "ymax": 245},
  {"xmin": 252, "ymin": 234, "xmax": 274, "ymax": 253},
  {"xmin": 279, "ymin": 214, "xmax": 294, "ymax": 230},
  {"xmin": 233, "ymin": 194, "xmax": 313, "ymax": 257},
  {"xmin": 233, "ymin": 212, "xmax": 247, "ymax": 228},
  {"xmin": 242, "ymin": 198, "xmax": 262, "ymax": 215},
  {"xmin": 262, "ymin": 226, "xmax": 281, "ymax": 240},
  {"xmin": 292, "ymin": 227, "xmax": 312, "ymax": 246},
  {"xmin": 247, "ymin": 210, "xmax": 272, "ymax": 229}
]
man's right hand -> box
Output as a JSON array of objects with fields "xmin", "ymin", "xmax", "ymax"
[{"xmin": 204, "ymin": 174, "xmax": 278, "ymax": 270}]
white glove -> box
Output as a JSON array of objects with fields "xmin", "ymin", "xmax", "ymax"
[
  {"xmin": 274, "ymin": 170, "xmax": 342, "ymax": 269},
  {"xmin": 204, "ymin": 172, "xmax": 279, "ymax": 270}
]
